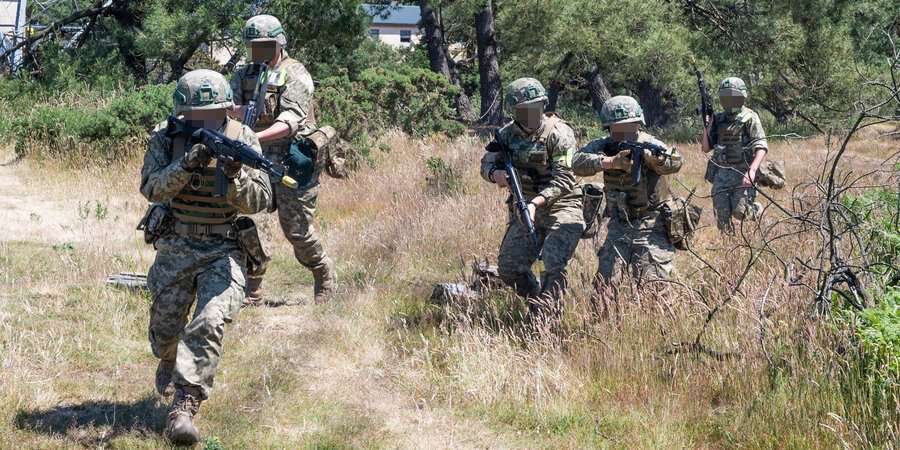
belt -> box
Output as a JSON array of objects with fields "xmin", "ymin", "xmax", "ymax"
[{"xmin": 173, "ymin": 222, "xmax": 237, "ymax": 239}]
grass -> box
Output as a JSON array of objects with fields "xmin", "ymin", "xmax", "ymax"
[{"xmin": 1, "ymin": 127, "xmax": 898, "ymax": 448}]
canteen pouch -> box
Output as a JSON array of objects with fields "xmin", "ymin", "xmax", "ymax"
[
  {"xmin": 234, "ymin": 216, "xmax": 271, "ymax": 277},
  {"xmin": 136, "ymin": 203, "xmax": 173, "ymax": 246},
  {"xmin": 581, "ymin": 183, "xmax": 605, "ymax": 239},
  {"xmin": 662, "ymin": 198, "xmax": 702, "ymax": 251}
]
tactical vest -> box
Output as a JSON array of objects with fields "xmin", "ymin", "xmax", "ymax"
[
  {"xmin": 601, "ymin": 136, "xmax": 670, "ymax": 218},
  {"xmin": 169, "ymin": 119, "xmax": 244, "ymax": 225},
  {"xmin": 240, "ymin": 61, "xmax": 292, "ymax": 131},
  {"xmin": 505, "ymin": 114, "xmax": 563, "ymax": 196},
  {"xmin": 716, "ymin": 108, "xmax": 753, "ymax": 167}
]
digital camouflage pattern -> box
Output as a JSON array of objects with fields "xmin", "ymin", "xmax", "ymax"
[
  {"xmin": 719, "ymin": 77, "xmax": 748, "ymax": 98},
  {"xmin": 708, "ymin": 105, "xmax": 768, "ymax": 231},
  {"xmin": 173, "ymin": 69, "xmax": 234, "ymax": 114},
  {"xmin": 599, "ymin": 95, "xmax": 645, "ymax": 127},
  {"xmin": 140, "ymin": 115, "xmax": 271, "ymax": 399},
  {"xmin": 230, "ymin": 51, "xmax": 314, "ymax": 136},
  {"xmin": 481, "ymin": 114, "xmax": 584, "ymax": 308},
  {"xmin": 504, "ymin": 77, "xmax": 548, "ymax": 111},
  {"xmin": 243, "ymin": 15, "xmax": 288, "ymax": 46},
  {"xmin": 574, "ymin": 131, "xmax": 682, "ymax": 282}
]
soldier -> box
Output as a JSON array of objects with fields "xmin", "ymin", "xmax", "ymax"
[
  {"xmin": 701, "ymin": 77, "xmax": 768, "ymax": 233},
  {"xmin": 140, "ymin": 70, "xmax": 272, "ymax": 445},
  {"xmin": 573, "ymin": 96, "xmax": 683, "ymax": 284},
  {"xmin": 481, "ymin": 78, "xmax": 585, "ymax": 318},
  {"xmin": 229, "ymin": 15, "xmax": 335, "ymax": 305}
]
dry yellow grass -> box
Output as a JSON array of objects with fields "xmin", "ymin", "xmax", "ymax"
[{"xmin": 0, "ymin": 126, "xmax": 897, "ymax": 449}]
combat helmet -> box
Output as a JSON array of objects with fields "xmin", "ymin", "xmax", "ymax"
[
  {"xmin": 599, "ymin": 95, "xmax": 644, "ymax": 127},
  {"xmin": 504, "ymin": 78, "xmax": 548, "ymax": 112},
  {"xmin": 719, "ymin": 77, "xmax": 748, "ymax": 98},
  {"xmin": 173, "ymin": 69, "xmax": 234, "ymax": 114},
  {"xmin": 243, "ymin": 15, "xmax": 288, "ymax": 47}
]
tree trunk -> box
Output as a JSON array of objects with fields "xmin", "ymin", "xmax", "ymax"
[
  {"xmin": 636, "ymin": 78, "xmax": 677, "ymax": 127},
  {"xmin": 419, "ymin": 0, "xmax": 475, "ymax": 121},
  {"xmin": 167, "ymin": 31, "xmax": 208, "ymax": 82},
  {"xmin": 588, "ymin": 64, "xmax": 611, "ymax": 116},
  {"xmin": 475, "ymin": 0, "xmax": 502, "ymax": 126},
  {"xmin": 546, "ymin": 52, "xmax": 574, "ymax": 112}
]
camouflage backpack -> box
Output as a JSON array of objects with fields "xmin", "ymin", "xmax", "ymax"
[
  {"xmin": 662, "ymin": 197, "xmax": 703, "ymax": 250},
  {"xmin": 756, "ymin": 160, "xmax": 785, "ymax": 189}
]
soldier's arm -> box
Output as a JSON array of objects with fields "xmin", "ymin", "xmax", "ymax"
[
  {"xmin": 227, "ymin": 127, "xmax": 273, "ymax": 213},
  {"xmin": 747, "ymin": 113, "xmax": 769, "ymax": 154},
  {"xmin": 139, "ymin": 130, "xmax": 191, "ymax": 203},
  {"xmin": 572, "ymin": 140, "xmax": 605, "ymax": 177},
  {"xmin": 275, "ymin": 63, "xmax": 314, "ymax": 134},
  {"xmin": 538, "ymin": 124, "xmax": 578, "ymax": 205},
  {"xmin": 647, "ymin": 141, "xmax": 683, "ymax": 175}
]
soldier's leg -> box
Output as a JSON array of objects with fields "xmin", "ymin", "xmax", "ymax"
[
  {"xmin": 712, "ymin": 170, "xmax": 737, "ymax": 232},
  {"xmin": 497, "ymin": 220, "xmax": 540, "ymax": 298},
  {"xmin": 147, "ymin": 248, "xmax": 197, "ymax": 396},
  {"xmin": 631, "ymin": 218, "xmax": 676, "ymax": 282},
  {"xmin": 171, "ymin": 250, "xmax": 246, "ymax": 400},
  {"xmin": 276, "ymin": 184, "xmax": 335, "ymax": 303},
  {"xmin": 595, "ymin": 218, "xmax": 631, "ymax": 285},
  {"xmin": 536, "ymin": 215, "xmax": 584, "ymax": 317},
  {"xmin": 732, "ymin": 185, "xmax": 758, "ymax": 221}
]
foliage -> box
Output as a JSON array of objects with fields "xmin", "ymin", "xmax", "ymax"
[{"xmin": 425, "ymin": 156, "xmax": 465, "ymax": 196}]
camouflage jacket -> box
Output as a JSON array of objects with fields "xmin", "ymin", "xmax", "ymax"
[
  {"xmin": 480, "ymin": 115, "xmax": 580, "ymax": 207},
  {"xmin": 708, "ymin": 106, "xmax": 768, "ymax": 167},
  {"xmin": 140, "ymin": 119, "xmax": 272, "ymax": 215},
  {"xmin": 230, "ymin": 50, "xmax": 315, "ymax": 139}
]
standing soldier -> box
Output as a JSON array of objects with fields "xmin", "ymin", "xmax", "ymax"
[
  {"xmin": 481, "ymin": 78, "xmax": 584, "ymax": 318},
  {"xmin": 140, "ymin": 70, "xmax": 272, "ymax": 445},
  {"xmin": 701, "ymin": 77, "xmax": 768, "ymax": 233},
  {"xmin": 573, "ymin": 96, "xmax": 683, "ymax": 284},
  {"xmin": 230, "ymin": 15, "xmax": 335, "ymax": 305}
]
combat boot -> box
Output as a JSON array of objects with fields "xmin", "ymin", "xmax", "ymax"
[
  {"xmin": 165, "ymin": 385, "xmax": 202, "ymax": 446},
  {"xmin": 155, "ymin": 358, "xmax": 176, "ymax": 397},
  {"xmin": 243, "ymin": 275, "xmax": 264, "ymax": 307},
  {"xmin": 312, "ymin": 257, "xmax": 335, "ymax": 304}
]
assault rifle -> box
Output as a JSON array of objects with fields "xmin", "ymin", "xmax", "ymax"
[
  {"xmin": 486, "ymin": 141, "xmax": 541, "ymax": 258},
  {"xmin": 601, "ymin": 140, "xmax": 670, "ymax": 186},
  {"xmin": 243, "ymin": 62, "xmax": 271, "ymax": 129},
  {"xmin": 694, "ymin": 65, "xmax": 714, "ymax": 128},
  {"xmin": 166, "ymin": 116, "xmax": 298, "ymax": 197}
]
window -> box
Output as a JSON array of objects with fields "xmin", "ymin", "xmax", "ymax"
[
  {"xmin": 400, "ymin": 30, "xmax": 412, "ymax": 43},
  {"xmin": 369, "ymin": 29, "xmax": 380, "ymax": 39}
]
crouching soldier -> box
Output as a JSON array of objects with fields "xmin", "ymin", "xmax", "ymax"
[
  {"xmin": 481, "ymin": 77, "xmax": 584, "ymax": 319},
  {"xmin": 573, "ymin": 96, "xmax": 683, "ymax": 286},
  {"xmin": 139, "ymin": 70, "xmax": 271, "ymax": 445}
]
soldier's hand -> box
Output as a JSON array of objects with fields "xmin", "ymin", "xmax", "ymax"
[
  {"xmin": 182, "ymin": 144, "xmax": 211, "ymax": 170},
  {"xmin": 603, "ymin": 150, "xmax": 632, "ymax": 171},
  {"xmin": 526, "ymin": 202, "xmax": 537, "ymax": 223},
  {"xmin": 224, "ymin": 160, "xmax": 243, "ymax": 179},
  {"xmin": 642, "ymin": 149, "xmax": 666, "ymax": 171},
  {"xmin": 491, "ymin": 169, "xmax": 509, "ymax": 187},
  {"xmin": 742, "ymin": 170, "xmax": 755, "ymax": 187}
]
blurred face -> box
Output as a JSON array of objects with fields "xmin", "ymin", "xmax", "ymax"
[
  {"xmin": 182, "ymin": 108, "xmax": 227, "ymax": 129},
  {"xmin": 609, "ymin": 122, "xmax": 640, "ymax": 142},
  {"xmin": 514, "ymin": 102, "xmax": 545, "ymax": 132},
  {"xmin": 720, "ymin": 95, "xmax": 745, "ymax": 112},
  {"xmin": 249, "ymin": 40, "xmax": 279, "ymax": 64}
]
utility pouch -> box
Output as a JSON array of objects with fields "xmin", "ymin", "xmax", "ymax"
[
  {"xmin": 304, "ymin": 126, "xmax": 348, "ymax": 180},
  {"xmin": 136, "ymin": 203, "xmax": 173, "ymax": 246},
  {"xmin": 581, "ymin": 183, "xmax": 605, "ymax": 239},
  {"xmin": 756, "ymin": 159, "xmax": 785, "ymax": 190},
  {"xmin": 704, "ymin": 145, "xmax": 724, "ymax": 183},
  {"xmin": 285, "ymin": 139, "xmax": 317, "ymax": 189},
  {"xmin": 662, "ymin": 198, "xmax": 702, "ymax": 251},
  {"xmin": 234, "ymin": 216, "xmax": 271, "ymax": 277}
]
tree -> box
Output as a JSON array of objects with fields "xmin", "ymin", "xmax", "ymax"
[
  {"xmin": 419, "ymin": 0, "xmax": 475, "ymax": 121},
  {"xmin": 475, "ymin": 0, "xmax": 502, "ymax": 126}
]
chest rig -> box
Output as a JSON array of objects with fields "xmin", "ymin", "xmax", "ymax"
[
  {"xmin": 169, "ymin": 119, "xmax": 244, "ymax": 225},
  {"xmin": 241, "ymin": 63, "xmax": 290, "ymax": 131},
  {"xmin": 716, "ymin": 109, "xmax": 753, "ymax": 167},
  {"xmin": 600, "ymin": 138, "xmax": 670, "ymax": 219},
  {"xmin": 504, "ymin": 114, "xmax": 562, "ymax": 196}
]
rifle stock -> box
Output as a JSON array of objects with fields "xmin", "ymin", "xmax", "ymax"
[{"xmin": 243, "ymin": 62, "xmax": 270, "ymax": 129}]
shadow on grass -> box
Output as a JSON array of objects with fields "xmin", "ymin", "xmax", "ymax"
[{"xmin": 14, "ymin": 395, "xmax": 167, "ymax": 446}]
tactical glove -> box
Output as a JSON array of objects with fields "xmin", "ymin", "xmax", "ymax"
[
  {"xmin": 607, "ymin": 150, "xmax": 633, "ymax": 171},
  {"xmin": 642, "ymin": 148, "xmax": 668, "ymax": 172},
  {"xmin": 182, "ymin": 144, "xmax": 211, "ymax": 170}
]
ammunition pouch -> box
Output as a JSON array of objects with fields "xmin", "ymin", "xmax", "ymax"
[
  {"xmin": 756, "ymin": 159, "xmax": 785, "ymax": 190},
  {"xmin": 136, "ymin": 203, "xmax": 173, "ymax": 246},
  {"xmin": 581, "ymin": 183, "xmax": 605, "ymax": 239},
  {"xmin": 234, "ymin": 216, "xmax": 271, "ymax": 277},
  {"xmin": 662, "ymin": 197, "xmax": 702, "ymax": 251}
]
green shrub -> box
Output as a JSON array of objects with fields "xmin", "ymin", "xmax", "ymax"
[{"xmin": 425, "ymin": 156, "xmax": 464, "ymax": 196}]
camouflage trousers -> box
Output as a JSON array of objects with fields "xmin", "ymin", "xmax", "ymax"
[
  {"xmin": 712, "ymin": 166, "xmax": 758, "ymax": 232},
  {"xmin": 596, "ymin": 210, "xmax": 675, "ymax": 285},
  {"xmin": 250, "ymin": 143, "xmax": 330, "ymax": 288},
  {"xmin": 497, "ymin": 200, "xmax": 584, "ymax": 309},
  {"xmin": 147, "ymin": 235, "xmax": 246, "ymax": 400}
]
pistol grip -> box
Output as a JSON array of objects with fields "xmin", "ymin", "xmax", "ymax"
[{"xmin": 214, "ymin": 159, "xmax": 228, "ymax": 197}]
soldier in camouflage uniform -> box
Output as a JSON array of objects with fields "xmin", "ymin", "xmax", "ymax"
[
  {"xmin": 140, "ymin": 70, "xmax": 272, "ymax": 445},
  {"xmin": 481, "ymin": 78, "xmax": 584, "ymax": 317},
  {"xmin": 573, "ymin": 96, "xmax": 683, "ymax": 284},
  {"xmin": 229, "ymin": 15, "xmax": 335, "ymax": 305},
  {"xmin": 701, "ymin": 77, "xmax": 768, "ymax": 233}
]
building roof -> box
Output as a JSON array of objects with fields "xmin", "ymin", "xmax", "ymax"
[{"xmin": 362, "ymin": 4, "xmax": 421, "ymax": 26}]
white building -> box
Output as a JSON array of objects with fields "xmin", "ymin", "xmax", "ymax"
[
  {"xmin": 0, "ymin": 0, "xmax": 27, "ymax": 68},
  {"xmin": 362, "ymin": 4, "xmax": 421, "ymax": 48}
]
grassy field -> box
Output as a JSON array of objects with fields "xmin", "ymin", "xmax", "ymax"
[{"xmin": 0, "ymin": 128, "xmax": 897, "ymax": 449}]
